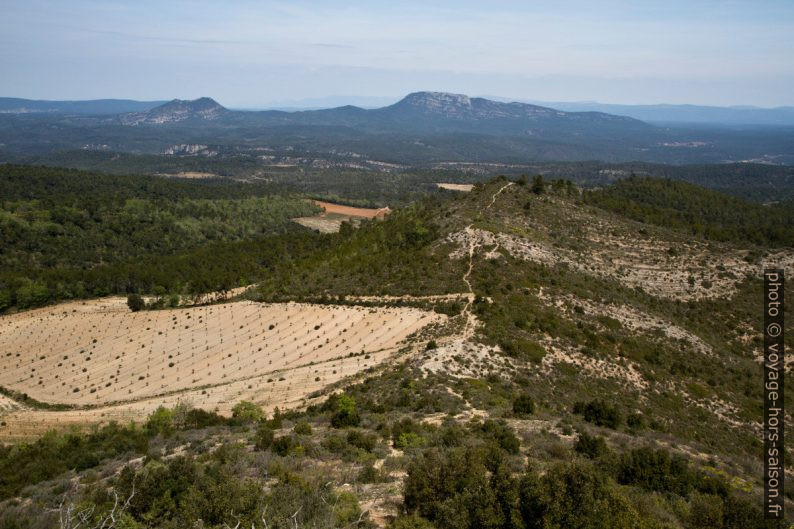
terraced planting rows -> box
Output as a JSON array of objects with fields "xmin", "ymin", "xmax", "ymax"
[{"xmin": 0, "ymin": 298, "xmax": 443, "ymax": 440}]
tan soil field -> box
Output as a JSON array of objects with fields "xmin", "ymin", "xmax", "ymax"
[
  {"xmin": 293, "ymin": 200, "xmax": 391, "ymax": 233},
  {"xmin": 436, "ymin": 183, "xmax": 474, "ymax": 192},
  {"xmin": 312, "ymin": 200, "xmax": 390, "ymax": 218},
  {"xmin": 158, "ymin": 171, "xmax": 218, "ymax": 179},
  {"xmin": 292, "ymin": 216, "xmax": 348, "ymax": 233},
  {"xmin": 0, "ymin": 298, "xmax": 442, "ymax": 440}
]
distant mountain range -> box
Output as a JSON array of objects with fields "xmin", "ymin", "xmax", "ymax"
[
  {"xmin": 4, "ymin": 94, "xmax": 793, "ymax": 126},
  {"xmin": 1, "ymin": 92, "xmax": 793, "ymax": 165},
  {"xmin": 0, "ymin": 98, "xmax": 166, "ymax": 115},
  {"xmin": 110, "ymin": 92, "xmax": 652, "ymax": 140},
  {"xmin": 484, "ymin": 97, "xmax": 794, "ymax": 126}
]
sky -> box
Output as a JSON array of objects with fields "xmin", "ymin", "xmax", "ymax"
[{"xmin": 1, "ymin": 0, "xmax": 793, "ymax": 107}]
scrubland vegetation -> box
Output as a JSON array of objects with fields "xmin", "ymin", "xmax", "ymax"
[{"xmin": 1, "ymin": 166, "xmax": 793, "ymax": 527}]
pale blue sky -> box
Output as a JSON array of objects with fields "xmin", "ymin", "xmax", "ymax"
[{"xmin": 1, "ymin": 0, "xmax": 792, "ymax": 107}]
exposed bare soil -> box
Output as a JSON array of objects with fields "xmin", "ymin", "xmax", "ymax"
[
  {"xmin": 0, "ymin": 298, "xmax": 442, "ymax": 440},
  {"xmin": 293, "ymin": 200, "xmax": 391, "ymax": 233},
  {"xmin": 436, "ymin": 183, "xmax": 474, "ymax": 192}
]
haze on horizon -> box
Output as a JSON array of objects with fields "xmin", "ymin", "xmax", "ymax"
[{"xmin": 1, "ymin": 0, "xmax": 793, "ymax": 108}]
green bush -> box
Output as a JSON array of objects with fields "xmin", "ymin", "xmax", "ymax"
[
  {"xmin": 347, "ymin": 429, "xmax": 377, "ymax": 452},
  {"xmin": 475, "ymin": 420, "xmax": 521, "ymax": 454},
  {"xmin": 392, "ymin": 417, "xmax": 424, "ymax": 448},
  {"xmin": 403, "ymin": 447, "xmax": 640, "ymax": 529},
  {"xmin": 231, "ymin": 401, "xmax": 265, "ymax": 423},
  {"xmin": 146, "ymin": 406, "xmax": 175, "ymax": 436},
  {"xmin": 395, "ymin": 432, "xmax": 427, "ymax": 450},
  {"xmin": 616, "ymin": 447, "xmax": 694, "ymax": 496},
  {"xmin": 293, "ymin": 421, "xmax": 313, "ymax": 435},
  {"xmin": 272, "ymin": 436, "xmax": 298, "ymax": 456},
  {"xmin": 574, "ymin": 432, "xmax": 608, "ymax": 459},
  {"xmin": 519, "ymin": 462, "xmax": 641, "ymax": 529},
  {"xmin": 573, "ymin": 399, "xmax": 623, "ymax": 429},
  {"xmin": 126, "ymin": 293, "xmax": 145, "ymax": 312},
  {"xmin": 329, "ymin": 395, "xmax": 361, "ymax": 428},
  {"xmin": 512, "ymin": 394, "xmax": 535, "ymax": 416},
  {"xmin": 254, "ymin": 424, "xmax": 275, "ymax": 451},
  {"xmin": 626, "ymin": 413, "xmax": 646, "ymax": 430}
]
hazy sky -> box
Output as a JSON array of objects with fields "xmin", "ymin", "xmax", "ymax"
[{"xmin": 1, "ymin": 0, "xmax": 793, "ymax": 107}]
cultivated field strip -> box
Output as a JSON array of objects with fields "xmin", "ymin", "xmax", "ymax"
[{"xmin": 0, "ymin": 298, "xmax": 442, "ymax": 438}]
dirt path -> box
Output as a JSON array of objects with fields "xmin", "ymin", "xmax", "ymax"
[
  {"xmin": 486, "ymin": 182, "xmax": 514, "ymax": 210},
  {"xmin": 459, "ymin": 182, "xmax": 514, "ymax": 339}
]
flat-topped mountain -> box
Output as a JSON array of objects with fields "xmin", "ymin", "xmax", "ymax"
[
  {"xmin": 368, "ymin": 91, "xmax": 651, "ymax": 135},
  {"xmin": 120, "ymin": 97, "xmax": 228, "ymax": 125},
  {"xmin": 385, "ymin": 91, "xmax": 594, "ymax": 120},
  {"xmin": 234, "ymin": 91, "xmax": 654, "ymax": 138}
]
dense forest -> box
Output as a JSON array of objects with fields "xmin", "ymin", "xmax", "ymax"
[
  {"xmin": 8, "ymin": 151, "xmax": 794, "ymax": 204},
  {"xmin": 585, "ymin": 176, "xmax": 794, "ymax": 247},
  {"xmin": 0, "ymin": 165, "xmax": 321, "ymax": 311},
  {"xmin": 4, "ymin": 165, "xmax": 793, "ymax": 314}
]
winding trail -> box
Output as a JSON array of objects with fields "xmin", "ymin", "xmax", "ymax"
[{"xmin": 460, "ymin": 182, "xmax": 514, "ymax": 339}]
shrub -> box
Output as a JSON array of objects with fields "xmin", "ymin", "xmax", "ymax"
[
  {"xmin": 127, "ymin": 293, "xmax": 145, "ymax": 312},
  {"xmin": 231, "ymin": 401, "xmax": 265, "ymax": 423},
  {"xmin": 184, "ymin": 408, "xmax": 227, "ymax": 429},
  {"xmin": 347, "ymin": 429, "xmax": 377, "ymax": 452},
  {"xmin": 499, "ymin": 338, "xmax": 546, "ymax": 363},
  {"xmin": 616, "ymin": 447, "xmax": 694, "ymax": 496},
  {"xmin": 475, "ymin": 420, "xmax": 521, "ymax": 454},
  {"xmin": 272, "ymin": 435, "xmax": 298, "ymax": 456},
  {"xmin": 573, "ymin": 399, "xmax": 622, "ymax": 429},
  {"xmin": 357, "ymin": 463, "xmax": 382, "ymax": 483},
  {"xmin": 293, "ymin": 421, "xmax": 313, "ymax": 435},
  {"xmin": 626, "ymin": 413, "xmax": 645, "ymax": 430},
  {"xmin": 254, "ymin": 424, "xmax": 275, "ymax": 451},
  {"xmin": 512, "ymin": 394, "xmax": 535, "ymax": 416},
  {"xmin": 146, "ymin": 406, "xmax": 175, "ymax": 436},
  {"xmin": 392, "ymin": 417, "xmax": 423, "ymax": 448},
  {"xmin": 395, "ymin": 432, "xmax": 426, "ymax": 450},
  {"xmin": 330, "ymin": 395, "xmax": 361, "ymax": 428},
  {"xmin": 531, "ymin": 175, "xmax": 546, "ymax": 195},
  {"xmin": 574, "ymin": 432, "xmax": 608, "ymax": 459},
  {"xmin": 267, "ymin": 407, "xmax": 284, "ymax": 429},
  {"xmin": 403, "ymin": 447, "xmax": 640, "ymax": 529},
  {"xmin": 322, "ymin": 433, "xmax": 348, "ymax": 454},
  {"xmin": 403, "ymin": 447, "xmax": 491, "ymax": 523},
  {"xmin": 0, "ymin": 423, "xmax": 148, "ymax": 499},
  {"xmin": 688, "ymin": 493, "xmax": 724, "ymax": 529},
  {"xmin": 520, "ymin": 462, "xmax": 641, "ymax": 529}
]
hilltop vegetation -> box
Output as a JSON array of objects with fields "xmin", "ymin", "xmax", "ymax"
[{"xmin": 586, "ymin": 176, "xmax": 794, "ymax": 246}]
